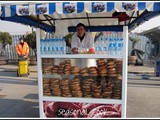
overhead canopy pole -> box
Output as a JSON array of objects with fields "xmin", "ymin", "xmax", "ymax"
[
  {"xmin": 86, "ymin": 12, "xmax": 91, "ymax": 30},
  {"xmin": 43, "ymin": 14, "xmax": 55, "ymax": 28}
]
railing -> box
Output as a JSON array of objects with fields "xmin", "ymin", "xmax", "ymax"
[
  {"xmin": 128, "ymin": 33, "xmax": 149, "ymax": 63},
  {"xmin": 1, "ymin": 33, "xmax": 149, "ymax": 63},
  {"xmin": 1, "ymin": 34, "xmax": 35, "ymax": 63}
]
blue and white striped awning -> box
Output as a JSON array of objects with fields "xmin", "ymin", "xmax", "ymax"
[
  {"xmin": 1, "ymin": 2, "xmax": 160, "ymax": 32},
  {"xmin": 1, "ymin": 2, "xmax": 159, "ymax": 17}
]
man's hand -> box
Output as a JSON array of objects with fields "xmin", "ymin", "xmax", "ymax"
[
  {"xmin": 18, "ymin": 54, "xmax": 23, "ymax": 57},
  {"xmin": 23, "ymin": 55, "xmax": 27, "ymax": 58},
  {"xmin": 23, "ymin": 54, "xmax": 29, "ymax": 58},
  {"xmin": 18, "ymin": 54, "xmax": 28, "ymax": 58},
  {"xmin": 72, "ymin": 47, "xmax": 79, "ymax": 54}
]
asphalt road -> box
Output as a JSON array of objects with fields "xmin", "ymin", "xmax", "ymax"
[
  {"xmin": 0, "ymin": 71, "xmax": 39, "ymax": 118},
  {"xmin": 0, "ymin": 71, "xmax": 160, "ymax": 118},
  {"xmin": 127, "ymin": 74, "xmax": 160, "ymax": 118}
]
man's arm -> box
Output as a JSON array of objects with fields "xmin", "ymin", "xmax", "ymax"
[
  {"xmin": 16, "ymin": 44, "xmax": 21, "ymax": 56},
  {"xmin": 25, "ymin": 42, "xmax": 29, "ymax": 57}
]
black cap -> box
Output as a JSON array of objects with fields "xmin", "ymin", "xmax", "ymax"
[
  {"xmin": 19, "ymin": 38, "xmax": 23, "ymax": 41},
  {"xmin": 76, "ymin": 23, "xmax": 86, "ymax": 29}
]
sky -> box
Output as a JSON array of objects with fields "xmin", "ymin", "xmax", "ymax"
[
  {"xmin": 1, "ymin": 2, "xmax": 160, "ymax": 35},
  {"xmin": 0, "ymin": 20, "xmax": 34, "ymax": 35}
]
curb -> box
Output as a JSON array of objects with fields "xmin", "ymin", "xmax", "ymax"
[
  {"xmin": 128, "ymin": 71, "xmax": 154, "ymax": 74},
  {"xmin": 128, "ymin": 72, "xmax": 154, "ymax": 74},
  {"xmin": 1, "ymin": 68, "xmax": 154, "ymax": 74},
  {"xmin": 0, "ymin": 68, "xmax": 37, "ymax": 73}
]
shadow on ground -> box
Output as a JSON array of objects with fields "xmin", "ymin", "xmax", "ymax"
[
  {"xmin": 24, "ymin": 93, "xmax": 38, "ymax": 100},
  {"xmin": 0, "ymin": 77, "xmax": 38, "ymax": 86}
]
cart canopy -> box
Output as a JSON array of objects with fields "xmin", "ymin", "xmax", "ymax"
[{"xmin": 0, "ymin": 2, "xmax": 160, "ymax": 32}]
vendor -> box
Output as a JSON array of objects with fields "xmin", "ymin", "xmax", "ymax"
[
  {"xmin": 71, "ymin": 23, "xmax": 96, "ymax": 68},
  {"xmin": 71, "ymin": 23, "xmax": 94, "ymax": 54}
]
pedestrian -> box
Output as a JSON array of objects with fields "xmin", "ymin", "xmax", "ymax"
[
  {"xmin": 71, "ymin": 23, "xmax": 95, "ymax": 54},
  {"xmin": 16, "ymin": 38, "xmax": 29, "ymax": 58}
]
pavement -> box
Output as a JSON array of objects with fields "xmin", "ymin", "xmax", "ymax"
[
  {"xmin": 0, "ymin": 63, "xmax": 159, "ymax": 118},
  {"xmin": 127, "ymin": 74, "xmax": 160, "ymax": 118},
  {"xmin": 0, "ymin": 71, "xmax": 39, "ymax": 118},
  {"xmin": 128, "ymin": 64, "xmax": 155, "ymax": 74},
  {"xmin": 0, "ymin": 64, "xmax": 37, "ymax": 73}
]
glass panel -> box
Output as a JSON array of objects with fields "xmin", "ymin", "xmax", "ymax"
[{"xmin": 42, "ymin": 58, "xmax": 122, "ymax": 99}]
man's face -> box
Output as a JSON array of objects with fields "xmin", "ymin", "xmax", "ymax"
[
  {"xmin": 76, "ymin": 26, "xmax": 85, "ymax": 37},
  {"xmin": 20, "ymin": 39, "xmax": 24, "ymax": 43}
]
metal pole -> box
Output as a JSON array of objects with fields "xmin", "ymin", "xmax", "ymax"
[
  {"xmin": 121, "ymin": 26, "xmax": 128, "ymax": 118},
  {"xmin": 32, "ymin": 27, "xmax": 34, "ymax": 33},
  {"xmin": 36, "ymin": 28, "xmax": 43, "ymax": 118}
]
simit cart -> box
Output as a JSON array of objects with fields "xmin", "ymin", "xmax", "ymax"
[{"xmin": 1, "ymin": 1, "xmax": 160, "ymax": 118}]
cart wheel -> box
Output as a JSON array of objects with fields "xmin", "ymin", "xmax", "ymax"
[
  {"xmin": 25, "ymin": 74, "xmax": 28, "ymax": 77},
  {"xmin": 17, "ymin": 69, "xmax": 19, "ymax": 77},
  {"xmin": 28, "ymin": 69, "xmax": 30, "ymax": 75}
]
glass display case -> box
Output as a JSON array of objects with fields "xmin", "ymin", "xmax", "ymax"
[{"xmin": 36, "ymin": 26, "xmax": 128, "ymax": 118}]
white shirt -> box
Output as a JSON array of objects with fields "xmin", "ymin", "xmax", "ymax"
[{"xmin": 71, "ymin": 32, "xmax": 94, "ymax": 50}]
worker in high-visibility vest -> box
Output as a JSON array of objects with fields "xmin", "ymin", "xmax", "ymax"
[{"xmin": 16, "ymin": 38, "xmax": 29, "ymax": 58}]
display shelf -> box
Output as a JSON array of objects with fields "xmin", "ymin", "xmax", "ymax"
[
  {"xmin": 42, "ymin": 96, "xmax": 122, "ymax": 104},
  {"xmin": 41, "ymin": 54, "xmax": 123, "ymax": 59},
  {"xmin": 37, "ymin": 26, "xmax": 128, "ymax": 118},
  {"xmin": 43, "ymin": 74, "xmax": 75, "ymax": 79},
  {"xmin": 42, "ymin": 74, "xmax": 120, "ymax": 78}
]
